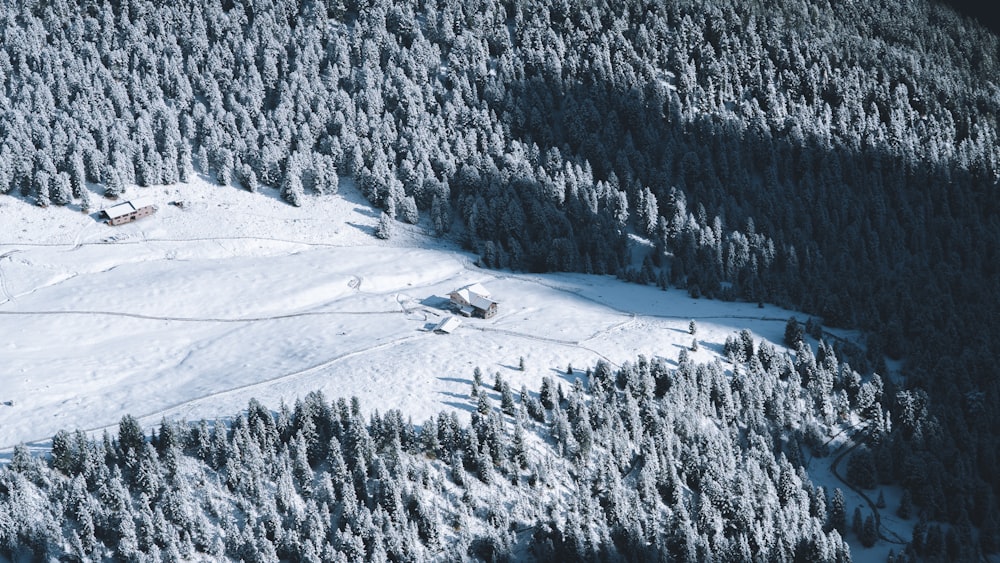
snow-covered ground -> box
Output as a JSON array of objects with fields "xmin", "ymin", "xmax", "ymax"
[{"xmin": 0, "ymin": 177, "xmax": 900, "ymax": 560}]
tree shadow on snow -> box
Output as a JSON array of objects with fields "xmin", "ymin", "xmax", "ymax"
[
  {"xmin": 437, "ymin": 376, "xmax": 469, "ymax": 385},
  {"xmin": 550, "ymin": 367, "xmax": 589, "ymax": 389},
  {"xmin": 440, "ymin": 400, "xmax": 475, "ymax": 414},
  {"xmin": 345, "ymin": 221, "xmax": 375, "ymax": 237}
]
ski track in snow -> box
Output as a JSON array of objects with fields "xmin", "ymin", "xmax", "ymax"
[
  {"xmin": 0, "ymin": 251, "xmax": 16, "ymax": 303},
  {"xmin": 45, "ymin": 332, "xmax": 436, "ymax": 442}
]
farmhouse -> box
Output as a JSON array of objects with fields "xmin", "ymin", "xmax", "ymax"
[
  {"xmin": 448, "ymin": 283, "xmax": 498, "ymax": 318},
  {"xmin": 101, "ymin": 198, "xmax": 156, "ymax": 226}
]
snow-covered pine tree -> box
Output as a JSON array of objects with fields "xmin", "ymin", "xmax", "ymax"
[{"xmin": 374, "ymin": 212, "xmax": 393, "ymax": 240}]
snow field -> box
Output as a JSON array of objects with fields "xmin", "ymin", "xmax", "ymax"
[{"xmin": 3, "ymin": 179, "xmax": 832, "ymax": 449}]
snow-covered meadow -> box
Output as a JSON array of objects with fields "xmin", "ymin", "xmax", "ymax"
[
  {"xmin": 0, "ymin": 178, "xmax": 817, "ymax": 449},
  {"xmin": 0, "ymin": 179, "xmax": 904, "ymax": 559}
]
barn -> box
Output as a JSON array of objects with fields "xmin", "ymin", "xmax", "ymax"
[
  {"xmin": 101, "ymin": 198, "xmax": 156, "ymax": 226},
  {"xmin": 448, "ymin": 283, "xmax": 498, "ymax": 318}
]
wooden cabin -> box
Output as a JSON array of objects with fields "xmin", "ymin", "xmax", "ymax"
[{"xmin": 101, "ymin": 198, "xmax": 156, "ymax": 226}]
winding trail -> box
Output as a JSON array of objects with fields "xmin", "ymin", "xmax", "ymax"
[{"xmin": 828, "ymin": 424, "xmax": 908, "ymax": 545}]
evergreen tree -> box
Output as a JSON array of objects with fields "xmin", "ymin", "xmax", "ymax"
[
  {"xmin": 500, "ymin": 382, "xmax": 515, "ymax": 416},
  {"xmin": 476, "ymin": 392, "xmax": 491, "ymax": 416},
  {"xmin": 103, "ymin": 166, "xmax": 124, "ymax": 199},
  {"xmin": 374, "ymin": 212, "xmax": 393, "ymax": 240},
  {"xmin": 118, "ymin": 414, "xmax": 145, "ymax": 458},
  {"xmin": 399, "ymin": 195, "xmax": 419, "ymax": 224},
  {"xmin": 860, "ymin": 514, "xmax": 877, "ymax": 547},
  {"xmin": 78, "ymin": 187, "xmax": 92, "ymax": 212},
  {"xmin": 540, "ymin": 377, "xmax": 555, "ymax": 410},
  {"xmin": 784, "ymin": 317, "xmax": 804, "ymax": 347},
  {"xmin": 897, "ymin": 489, "xmax": 913, "ymax": 519},
  {"xmin": 829, "ymin": 488, "xmax": 847, "ymax": 533},
  {"xmin": 34, "ymin": 170, "xmax": 51, "ymax": 207},
  {"xmin": 281, "ymin": 158, "xmax": 305, "ymax": 207},
  {"xmin": 51, "ymin": 172, "xmax": 72, "ymax": 206}
]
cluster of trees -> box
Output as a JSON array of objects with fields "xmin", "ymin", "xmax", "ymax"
[{"xmin": 10, "ymin": 330, "xmax": 996, "ymax": 560}]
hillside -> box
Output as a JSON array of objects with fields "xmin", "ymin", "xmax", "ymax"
[{"xmin": 1, "ymin": 0, "xmax": 999, "ymax": 560}]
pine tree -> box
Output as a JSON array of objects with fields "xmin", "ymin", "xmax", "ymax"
[
  {"xmin": 69, "ymin": 150, "xmax": 87, "ymax": 198},
  {"xmin": 847, "ymin": 447, "xmax": 877, "ymax": 489},
  {"xmin": 540, "ymin": 377, "xmax": 555, "ymax": 410},
  {"xmin": 500, "ymin": 382, "xmax": 516, "ymax": 416},
  {"xmin": 399, "ymin": 195, "xmax": 419, "ymax": 224},
  {"xmin": 476, "ymin": 392, "xmax": 491, "ymax": 415},
  {"xmin": 861, "ymin": 514, "xmax": 877, "ymax": 547},
  {"xmin": 281, "ymin": 158, "xmax": 305, "ymax": 207},
  {"xmin": 103, "ymin": 166, "xmax": 124, "ymax": 199},
  {"xmin": 119, "ymin": 414, "xmax": 145, "ymax": 457},
  {"xmin": 241, "ymin": 165, "xmax": 258, "ymax": 193},
  {"xmin": 177, "ymin": 144, "xmax": 192, "ymax": 182},
  {"xmin": 34, "ymin": 170, "xmax": 51, "ymax": 207},
  {"xmin": 51, "ymin": 172, "xmax": 72, "ymax": 206},
  {"xmin": 78, "ymin": 187, "xmax": 92, "ymax": 213},
  {"xmin": 897, "ymin": 489, "xmax": 913, "ymax": 519},
  {"xmin": 829, "ymin": 488, "xmax": 847, "ymax": 533},
  {"xmin": 374, "ymin": 212, "xmax": 393, "ymax": 239},
  {"xmin": 51, "ymin": 430, "xmax": 76, "ymax": 475},
  {"xmin": 784, "ymin": 317, "xmax": 804, "ymax": 347}
]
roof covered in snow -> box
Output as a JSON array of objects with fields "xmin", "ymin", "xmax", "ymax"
[
  {"xmin": 434, "ymin": 316, "xmax": 462, "ymax": 333},
  {"xmin": 462, "ymin": 283, "xmax": 490, "ymax": 299},
  {"xmin": 102, "ymin": 199, "xmax": 155, "ymax": 219},
  {"xmin": 102, "ymin": 202, "xmax": 137, "ymax": 219},
  {"xmin": 470, "ymin": 294, "xmax": 496, "ymax": 310},
  {"xmin": 450, "ymin": 283, "xmax": 495, "ymax": 307}
]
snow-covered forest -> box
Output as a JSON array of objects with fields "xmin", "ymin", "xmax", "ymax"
[
  {"xmin": 2, "ymin": 340, "xmax": 895, "ymax": 561},
  {"xmin": 1, "ymin": 0, "xmax": 999, "ymax": 560}
]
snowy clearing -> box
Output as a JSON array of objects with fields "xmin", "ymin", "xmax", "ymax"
[{"xmin": 0, "ymin": 178, "xmax": 900, "ymax": 559}]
